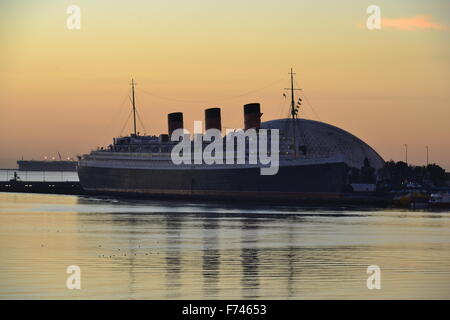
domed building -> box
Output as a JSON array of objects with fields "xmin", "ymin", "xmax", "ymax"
[{"xmin": 262, "ymin": 118, "xmax": 385, "ymax": 177}]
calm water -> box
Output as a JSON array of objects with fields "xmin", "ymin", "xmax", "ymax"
[{"xmin": 0, "ymin": 192, "xmax": 449, "ymax": 299}]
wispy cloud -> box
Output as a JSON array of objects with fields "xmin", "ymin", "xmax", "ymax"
[{"xmin": 382, "ymin": 16, "xmax": 447, "ymax": 31}]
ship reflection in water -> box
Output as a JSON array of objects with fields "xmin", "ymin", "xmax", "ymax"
[{"xmin": 0, "ymin": 192, "xmax": 449, "ymax": 299}]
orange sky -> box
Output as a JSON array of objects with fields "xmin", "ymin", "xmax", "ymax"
[{"xmin": 1, "ymin": 0, "xmax": 449, "ymax": 169}]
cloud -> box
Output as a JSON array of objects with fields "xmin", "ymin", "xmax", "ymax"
[{"xmin": 382, "ymin": 16, "xmax": 447, "ymax": 31}]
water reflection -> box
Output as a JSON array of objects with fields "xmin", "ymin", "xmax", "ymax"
[
  {"xmin": 165, "ymin": 216, "xmax": 183, "ymax": 299},
  {"xmin": 202, "ymin": 219, "xmax": 220, "ymax": 297},
  {"xmin": 286, "ymin": 220, "xmax": 296, "ymax": 299},
  {"xmin": 0, "ymin": 193, "xmax": 449, "ymax": 299},
  {"xmin": 241, "ymin": 217, "xmax": 260, "ymax": 299}
]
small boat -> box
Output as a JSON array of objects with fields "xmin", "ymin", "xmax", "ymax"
[{"xmin": 429, "ymin": 193, "xmax": 450, "ymax": 208}]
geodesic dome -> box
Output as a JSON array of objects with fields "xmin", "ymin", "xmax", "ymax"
[{"xmin": 261, "ymin": 118, "xmax": 385, "ymax": 171}]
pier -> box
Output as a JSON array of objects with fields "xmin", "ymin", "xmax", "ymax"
[{"xmin": 0, "ymin": 180, "xmax": 87, "ymax": 195}]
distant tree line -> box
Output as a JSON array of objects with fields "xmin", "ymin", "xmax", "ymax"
[{"xmin": 383, "ymin": 160, "xmax": 447, "ymax": 188}]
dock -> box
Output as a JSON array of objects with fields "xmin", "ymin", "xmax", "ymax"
[
  {"xmin": 1, "ymin": 180, "xmax": 447, "ymax": 208},
  {"xmin": 0, "ymin": 180, "xmax": 87, "ymax": 195},
  {"xmin": 0, "ymin": 179, "xmax": 390, "ymax": 206}
]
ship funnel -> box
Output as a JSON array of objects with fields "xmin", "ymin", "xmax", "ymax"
[
  {"xmin": 243, "ymin": 103, "xmax": 262, "ymax": 130},
  {"xmin": 168, "ymin": 112, "xmax": 184, "ymax": 136},
  {"xmin": 205, "ymin": 107, "xmax": 222, "ymax": 132}
]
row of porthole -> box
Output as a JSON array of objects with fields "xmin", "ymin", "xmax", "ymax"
[
  {"xmin": 5, "ymin": 184, "xmax": 57, "ymax": 187},
  {"xmin": 0, "ymin": 184, "xmax": 35, "ymax": 187},
  {"xmin": 2, "ymin": 184, "xmax": 78, "ymax": 188}
]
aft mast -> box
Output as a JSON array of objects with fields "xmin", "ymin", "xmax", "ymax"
[
  {"xmin": 131, "ymin": 78, "xmax": 137, "ymax": 136},
  {"xmin": 285, "ymin": 68, "xmax": 302, "ymax": 157},
  {"xmin": 289, "ymin": 68, "xmax": 296, "ymax": 119}
]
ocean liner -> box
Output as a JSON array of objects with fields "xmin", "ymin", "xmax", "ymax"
[{"xmin": 77, "ymin": 71, "xmax": 385, "ymax": 201}]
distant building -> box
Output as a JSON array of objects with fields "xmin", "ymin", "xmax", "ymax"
[{"xmin": 17, "ymin": 160, "xmax": 77, "ymax": 172}]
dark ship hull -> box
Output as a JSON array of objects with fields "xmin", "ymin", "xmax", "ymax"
[
  {"xmin": 77, "ymin": 162, "xmax": 349, "ymax": 201},
  {"xmin": 17, "ymin": 160, "xmax": 77, "ymax": 172}
]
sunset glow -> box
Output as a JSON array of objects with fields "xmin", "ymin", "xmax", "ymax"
[{"xmin": 1, "ymin": 0, "xmax": 449, "ymax": 169}]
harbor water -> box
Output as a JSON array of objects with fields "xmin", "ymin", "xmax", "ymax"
[{"xmin": 0, "ymin": 191, "xmax": 449, "ymax": 299}]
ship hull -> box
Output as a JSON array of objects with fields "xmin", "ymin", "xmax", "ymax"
[{"xmin": 77, "ymin": 162, "xmax": 350, "ymax": 201}]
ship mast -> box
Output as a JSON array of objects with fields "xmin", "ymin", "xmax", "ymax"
[
  {"xmin": 285, "ymin": 68, "xmax": 301, "ymax": 157},
  {"xmin": 131, "ymin": 78, "xmax": 137, "ymax": 136},
  {"xmin": 289, "ymin": 68, "xmax": 296, "ymax": 119}
]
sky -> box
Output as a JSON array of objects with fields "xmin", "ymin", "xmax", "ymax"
[{"xmin": 0, "ymin": 0, "xmax": 449, "ymax": 169}]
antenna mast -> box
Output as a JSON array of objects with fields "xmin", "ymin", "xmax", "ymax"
[
  {"xmin": 285, "ymin": 68, "xmax": 301, "ymax": 119},
  {"xmin": 290, "ymin": 68, "xmax": 296, "ymax": 119},
  {"xmin": 284, "ymin": 68, "xmax": 302, "ymax": 157},
  {"xmin": 131, "ymin": 78, "xmax": 137, "ymax": 136}
]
